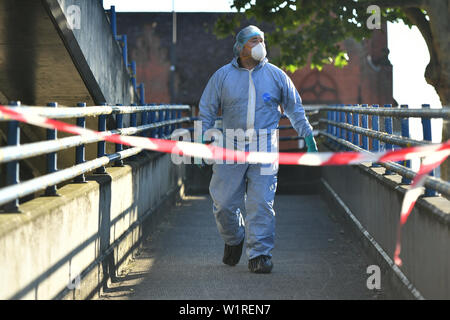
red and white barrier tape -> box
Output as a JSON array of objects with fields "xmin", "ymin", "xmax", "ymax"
[
  {"xmin": 0, "ymin": 105, "xmax": 449, "ymax": 266},
  {"xmin": 393, "ymin": 150, "xmax": 449, "ymax": 266}
]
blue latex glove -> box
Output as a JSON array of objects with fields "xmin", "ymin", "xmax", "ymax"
[{"xmin": 305, "ymin": 134, "xmax": 318, "ymax": 152}]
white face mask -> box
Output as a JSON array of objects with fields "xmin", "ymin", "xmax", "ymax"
[{"xmin": 251, "ymin": 42, "xmax": 267, "ymax": 61}]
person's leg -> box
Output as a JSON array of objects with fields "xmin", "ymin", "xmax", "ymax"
[
  {"xmin": 209, "ymin": 163, "xmax": 248, "ymax": 246},
  {"xmin": 244, "ymin": 163, "xmax": 278, "ymax": 260}
]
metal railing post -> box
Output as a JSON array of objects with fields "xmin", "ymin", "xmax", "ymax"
[
  {"xmin": 138, "ymin": 83, "xmax": 145, "ymax": 106},
  {"xmin": 421, "ymin": 104, "xmax": 437, "ymax": 196},
  {"xmin": 332, "ymin": 106, "xmax": 337, "ymax": 138},
  {"xmin": 352, "ymin": 104, "xmax": 359, "ymax": 147},
  {"xmin": 165, "ymin": 106, "xmax": 171, "ymax": 136},
  {"xmin": 110, "ymin": 5, "xmax": 117, "ymax": 39},
  {"xmin": 158, "ymin": 109, "xmax": 164, "ymax": 138},
  {"xmin": 327, "ymin": 110, "xmax": 331, "ymax": 140},
  {"xmin": 74, "ymin": 102, "xmax": 87, "ymax": 183},
  {"xmin": 383, "ymin": 104, "xmax": 394, "ymax": 174},
  {"xmin": 339, "ymin": 104, "xmax": 345, "ymax": 141},
  {"xmin": 328, "ymin": 106, "xmax": 332, "ymax": 137},
  {"xmin": 332, "ymin": 105, "xmax": 338, "ymax": 147},
  {"xmin": 176, "ymin": 109, "xmax": 182, "ymax": 129},
  {"xmin": 371, "ymin": 104, "xmax": 380, "ymax": 152},
  {"xmin": 45, "ymin": 102, "xmax": 58, "ymax": 196},
  {"xmin": 129, "ymin": 103, "xmax": 138, "ymax": 157},
  {"xmin": 149, "ymin": 105, "xmax": 156, "ymax": 138},
  {"xmin": 114, "ymin": 104, "xmax": 124, "ymax": 167},
  {"xmin": 4, "ymin": 101, "xmax": 21, "ymax": 212},
  {"xmin": 130, "ymin": 103, "xmax": 137, "ymax": 130},
  {"xmin": 141, "ymin": 107, "xmax": 148, "ymax": 137},
  {"xmin": 346, "ymin": 104, "xmax": 352, "ymax": 143},
  {"xmin": 95, "ymin": 103, "xmax": 107, "ymax": 174},
  {"xmin": 371, "ymin": 104, "xmax": 380, "ymax": 167},
  {"xmin": 147, "ymin": 105, "xmax": 153, "ymax": 137},
  {"xmin": 129, "ymin": 61, "xmax": 137, "ymax": 92},
  {"xmin": 361, "ymin": 104, "xmax": 369, "ymax": 150},
  {"xmin": 400, "ymin": 104, "xmax": 411, "ymax": 184},
  {"xmin": 171, "ymin": 109, "xmax": 177, "ymax": 134}
]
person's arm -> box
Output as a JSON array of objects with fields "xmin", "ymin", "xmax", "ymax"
[
  {"xmin": 199, "ymin": 71, "xmax": 221, "ymax": 140},
  {"xmin": 195, "ymin": 71, "xmax": 222, "ymax": 167},
  {"xmin": 280, "ymin": 72, "xmax": 318, "ymax": 152}
]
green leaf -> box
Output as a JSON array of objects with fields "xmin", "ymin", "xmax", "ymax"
[
  {"xmin": 285, "ymin": 64, "xmax": 298, "ymax": 73},
  {"xmin": 334, "ymin": 51, "xmax": 349, "ymax": 68},
  {"xmin": 214, "ymin": 0, "xmax": 407, "ymax": 71}
]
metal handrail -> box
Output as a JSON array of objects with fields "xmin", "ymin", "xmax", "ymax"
[
  {"xmin": 188, "ymin": 111, "xmax": 318, "ymax": 122},
  {"xmin": 0, "ymin": 117, "xmax": 191, "ymax": 163},
  {"xmin": 318, "ymin": 105, "xmax": 450, "ymax": 119},
  {"xmin": 320, "ymin": 131, "xmax": 450, "ymax": 197},
  {"xmin": 320, "ymin": 119, "xmax": 431, "ymax": 147},
  {"xmin": 0, "ymin": 147, "xmax": 142, "ymax": 207},
  {"xmin": 1, "ymin": 101, "xmax": 447, "ymax": 211},
  {"xmin": 0, "ymin": 104, "xmax": 191, "ymax": 120},
  {"xmin": 0, "ymin": 102, "xmax": 193, "ymax": 212},
  {"xmin": 320, "ymin": 103, "xmax": 448, "ymax": 196},
  {"xmin": 0, "ymin": 129, "xmax": 180, "ymax": 208},
  {"xmin": 272, "ymin": 104, "xmax": 448, "ymax": 196}
]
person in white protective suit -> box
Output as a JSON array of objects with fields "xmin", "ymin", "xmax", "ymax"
[{"xmin": 198, "ymin": 25, "xmax": 318, "ymax": 273}]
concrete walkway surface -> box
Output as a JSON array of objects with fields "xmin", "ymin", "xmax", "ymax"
[{"xmin": 97, "ymin": 194, "xmax": 396, "ymax": 300}]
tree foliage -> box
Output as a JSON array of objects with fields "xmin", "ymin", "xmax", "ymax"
[{"xmin": 214, "ymin": 0, "xmax": 417, "ymax": 72}]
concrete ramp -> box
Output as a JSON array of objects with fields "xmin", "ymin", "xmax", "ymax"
[{"xmin": 97, "ymin": 194, "xmax": 398, "ymax": 300}]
